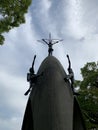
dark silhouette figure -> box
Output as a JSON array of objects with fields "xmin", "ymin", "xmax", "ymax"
[
  {"xmin": 42, "ymin": 39, "xmax": 54, "ymax": 56},
  {"xmin": 66, "ymin": 54, "xmax": 74, "ymax": 93},
  {"xmin": 24, "ymin": 55, "xmax": 43, "ymax": 96},
  {"xmin": 48, "ymin": 44, "xmax": 54, "ymax": 56},
  {"xmin": 38, "ymin": 33, "xmax": 63, "ymax": 56},
  {"xmin": 64, "ymin": 55, "xmax": 79, "ymax": 96}
]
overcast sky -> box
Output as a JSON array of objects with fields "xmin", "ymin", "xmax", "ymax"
[{"xmin": 0, "ymin": 0, "xmax": 98, "ymax": 130}]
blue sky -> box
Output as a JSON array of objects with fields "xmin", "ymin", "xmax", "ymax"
[{"xmin": 0, "ymin": 0, "xmax": 98, "ymax": 129}]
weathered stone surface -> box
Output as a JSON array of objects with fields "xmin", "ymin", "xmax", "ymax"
[{"xmin": 22, "ymin": 56, "xmax": 86, "ymax": 130}]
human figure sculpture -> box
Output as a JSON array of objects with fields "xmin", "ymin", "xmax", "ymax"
[
  {"xmin": 64, "ymin": 54, "xmax": 78, "ymax": 95},
  {"xmin": 64, "ymin": 54, "xmax": 79, "ymax": 96},
  {"xmin": 24, "ymin": 55, "xmax": 43, "ymax": 96},
  {"xmin": 42, "ymin": 39, "xmax": 54, "ymax": 56},
  {"xmin": 38, "ymin": 34, "xmax": 63, "ymax": 56},
  {"xmin": 48, "ymin": 42, "xmax": 54, "ymax": 56},
  {"xmin": 66, "ymin": 54, "xmax": 74, "ymax": 92}
]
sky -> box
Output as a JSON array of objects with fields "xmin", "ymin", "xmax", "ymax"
[{"xmin": 0, "ymin": 0, "xmax": 98, "ymax": 129}]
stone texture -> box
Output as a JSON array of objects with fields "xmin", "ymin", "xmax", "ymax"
[{"xmin": 22, "ymin": 56, "xmax": 86, "ymax": 130}]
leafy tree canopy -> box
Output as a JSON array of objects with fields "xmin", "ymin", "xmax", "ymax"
[
  {"xmin": 81, "ymin": 62, "xmax": 98, "ymax": 89},
  {"xmin": 0, "ymin": 0, "xmax": 32, "ymax": 45},
  {"xmin": 75, "ymin": 62, "xmax": 98, "ymax": 129}
]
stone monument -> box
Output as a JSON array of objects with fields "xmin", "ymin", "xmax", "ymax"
[{"xmin": 21, "ymin": 35, "xmax": 86, "ymax": 130}]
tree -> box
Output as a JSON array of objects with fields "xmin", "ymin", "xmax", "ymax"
[
  {"xmin": 0, "ymin": 0, "xmax": 32, "ymax": 45},
  {"xmin": 75, "ymin": 62, "xmax": 98, "ymax": 130}
]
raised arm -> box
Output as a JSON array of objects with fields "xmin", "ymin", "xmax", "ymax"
[
  {"xmin": 42, "ymin": 39, "xmax": 49, "ymax": 45},
  {"xmin": 31, "ymin": 55, "xmax": 36, "ymax": 74},
  {"xmin": 67, "ymin": 54, "xmax": 71, "ymax": 71}
]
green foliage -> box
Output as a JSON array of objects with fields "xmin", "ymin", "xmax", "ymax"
[
  {"xmin": 80, "ymin": 62, "xmax": 98, "ymax": 89},
  {"xmin": 76, "ymin": 62, "xmax": 98, "ymax": 129},
  {"xmin": 0, "ymin": 0, "xmax": 32, "ymax": 45}
]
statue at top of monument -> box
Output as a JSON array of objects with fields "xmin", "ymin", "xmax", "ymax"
[
  {"xmin": 38, "ymin": 33, "xmax": 63, "ymax": 56},
  {"xmin": 24, "ymin": 55, "xmax": 43, "ymax": 96}
]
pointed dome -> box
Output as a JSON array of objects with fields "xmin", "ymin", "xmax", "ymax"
[
  {"xmin": 30, "ymin": 56, "xmax": 74, "ymax": 130},
  {"xmin": 22, "ymin": 56, "xmax": 86, "ymax": 130}
]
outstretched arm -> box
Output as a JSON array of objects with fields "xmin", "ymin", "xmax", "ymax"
[
  {"xmin": 52, "ymin": 40, "xmax": 63, "ymax": 45},
  {"xmin": 42, "ymin": 39, "xmax": 49, "ymax": 45},
  {"xmin": 29, "ymin": 55, "xmax": 36, "ymax": 74},
  {"xmin": 32, "ymin": 55, "xmax": 36, "ymax": 68},
  {"xmin": 67, "ymin": 54, "xmax": 71, "ymax": 71}
]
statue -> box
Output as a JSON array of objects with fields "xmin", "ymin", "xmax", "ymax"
[
  {"xmin": 64, "ymin": 54, "xmax": 79, "ymax": 95},
  {"xmin": 24, "ymin": 55, "xmax": 43, "ymax": 96},
  {"xmin": 38, "ymin": 33, "xmax": 63, "ymax": 56},
  {"xmin": 66, "ymin": 54, "xmax": 74, "ymax": 92},
  {"xmin": 42, "ymin": 38, "xmax": 54, "ymax": 56}
]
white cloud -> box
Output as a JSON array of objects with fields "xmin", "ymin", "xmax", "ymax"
[
  {"xmin": 0, "ymin": 68, "xmax": 27, "ymax": 130},
  {"xmin": 66, "ymin": 0, "xmax": 84, "ymax": 38},
  {"xmin": 0, "ymin": 117, "xmax": 22, "ymax": 130},
  {"xmin": 41, "ymin": 0, "xmax": 52, "ymax": 10}
]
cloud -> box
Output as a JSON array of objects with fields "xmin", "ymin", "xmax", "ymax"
[
  {"xmin": 0, "ymin": 13, "xmax": 33, "ymax": 130},
  {"xmin": 66, "ymin": 0, "xmax": 84, "ymax": 38},
  {"xmin": 81, "ymin": 0, "xmax": 98, "ymax": 34},
  {"xmin": 0, "ymin": 117, "xmax": 22, "ymax": 130},
  {"xmin": 0, "ymin": 68, "xmax": 27, "ymax": 130}
]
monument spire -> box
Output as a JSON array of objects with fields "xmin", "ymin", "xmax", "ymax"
[{"xmin": 22, "ymin": 55, "xmax": 86, "ymax": 130}]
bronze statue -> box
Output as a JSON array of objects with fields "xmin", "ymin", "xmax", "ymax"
[
  {"xmin": 64, "ymin": 54, "xmax": 79, "ymax": 96},
  {"xmin": 38, "ymin": 33, "xmax": 63, "ymax": 56},
  {"xmin": 67, "ymin": 54, "xmax": 74, "ymax": 91},
  {"xmin": 24, "ymin": 55, "xmax": 43, "ymax": 95},
  {"xmin": 42, "ymin": 38, "xmax": 54, "ymax": 56}
]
